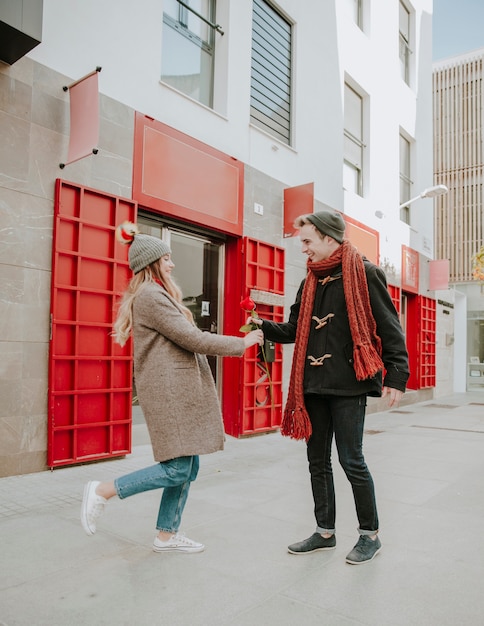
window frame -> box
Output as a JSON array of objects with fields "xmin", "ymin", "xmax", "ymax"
[
  {"xmin": 399, "ymin": 132, "xmax": 413, "ymax": 224},
  {"xmin": 343, "ymin": 82, "xmax": 365, "ymax": 197},
  {"xmin": 161, "ymin": 0, "xmax": 218, "ymax": 108},
  {"xmin": 399, "ymin": 0, "xmax": 411, "ymax": 85},
  {"xmin": 345, "ymin": 0, "xmax": 363, "ymax": 29}
]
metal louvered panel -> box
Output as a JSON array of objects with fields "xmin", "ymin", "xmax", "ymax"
[
  {"xmin": 433, "ymin": 55, "xmax": 484, "ymax": 283},
  {"xmin": 250, "ymin": 0, "xmax": 292, "ymax": 145}
]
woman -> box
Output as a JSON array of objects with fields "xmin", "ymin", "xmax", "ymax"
[{"xmin": 81, "ymin": 222, "xmax": 263, "ymax": 553}]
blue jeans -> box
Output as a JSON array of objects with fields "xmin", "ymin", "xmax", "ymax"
[
  {"xmin": 114, "ymin": 456, "xmax": 199, "ymax": 533},
  {"xmin": 305, "ymin": 394, "xmax": 379, "ymax": 535}
]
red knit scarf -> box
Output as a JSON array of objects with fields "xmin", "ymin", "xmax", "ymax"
[{"xmin": 281, "ymin": 240, "xmax": 384, "ymax": 441}]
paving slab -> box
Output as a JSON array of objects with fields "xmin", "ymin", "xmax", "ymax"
[{"xmin": 1, "ymin": 391, "xmax": 483, "ymax": 625}]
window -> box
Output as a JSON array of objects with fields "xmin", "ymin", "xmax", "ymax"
[
  {"xmin": 250, "ymin": 0, "xmax": 292, "ymax": 145},
  {"xmin": 399, "ymin": 134, "xmax": 412, "ymax": 223},
  {"xmin": 399, "ymin": 1, "xmax": 411, "ymax": 85},
  {"xmin": 343, "ymin": 83, "xmax": 364, "ymax": 196},
  {"xmin": 345, "ymin": 0, "xmax": 362, "ymax": 29},
  {"xmin": 161, "ymin": 0, "xmax": 219, "ymax": 107}
]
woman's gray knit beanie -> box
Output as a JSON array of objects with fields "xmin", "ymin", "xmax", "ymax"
[{"xmin": 128, "ymin": 233, "xmax": 172, "ymax": 274}]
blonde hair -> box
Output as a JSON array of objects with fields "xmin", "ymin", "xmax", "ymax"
[{"xmin": 113, "ymin": 260, "xmax": 194, "ymax": 347}]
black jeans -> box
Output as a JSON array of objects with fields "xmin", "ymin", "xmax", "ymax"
[{"xmin": 305, "ymin": 393, "xmax": 379, "ymax": 535}]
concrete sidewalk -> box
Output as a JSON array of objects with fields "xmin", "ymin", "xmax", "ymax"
[{"xmin": 1, "ymin": 391, "xmax": 484, "ymax": 626}]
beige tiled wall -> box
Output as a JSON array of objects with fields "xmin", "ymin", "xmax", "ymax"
[{"xmin": 0, "ymin": 57, "xmax": 134, "ymax": 476}]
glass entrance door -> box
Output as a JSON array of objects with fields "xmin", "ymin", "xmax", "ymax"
[
  {"xmin": 169, "ymin": 229, "xmax": 222, "ymax": 381},
  {"xmin": 137, "ymin": 215, "xmax": 223, "ymax": 384}
]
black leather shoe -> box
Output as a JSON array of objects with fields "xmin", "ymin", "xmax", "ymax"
[
  {"xmin": 345, "ymin": 535, "xmax": 382, "ymax": 564},
  {"xmin": 288, "ymin": 532, "xmax": 336, "ymax": 554}
]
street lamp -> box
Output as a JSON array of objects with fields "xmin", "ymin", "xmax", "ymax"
[{"xmin": 399, "ymin": 184, "xmax": 448, "ymax": 210}]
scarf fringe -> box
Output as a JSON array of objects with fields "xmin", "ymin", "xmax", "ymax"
[
  {"xmin": 281, "ymin": 407, "xmax": 312, "ymax": 441},
  {"xmin": 353, "ymin": 343, "xmax": 384, "ymax": 381}
]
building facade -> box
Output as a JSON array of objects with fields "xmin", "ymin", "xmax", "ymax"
[
  {"xmin": 433, "ymin": 48, "xmax": 484, "ymax": 393},
  {"xmin": 0, "ymin": 0, "xmax": 438, "ymax": 477}
]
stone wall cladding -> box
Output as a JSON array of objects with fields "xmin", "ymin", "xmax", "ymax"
[{"xmin": 0, "ymin": 58, "xmax": 134, "ymax": 476}]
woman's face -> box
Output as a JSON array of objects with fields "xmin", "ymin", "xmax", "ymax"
[{"xmin": 159, "ymin": 254, "xmax": 175, "ymax": 281}]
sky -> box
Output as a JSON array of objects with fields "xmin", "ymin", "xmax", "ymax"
[{"xmin": 433, "ymin": 0, "xmax": 484, "ymax": 61}]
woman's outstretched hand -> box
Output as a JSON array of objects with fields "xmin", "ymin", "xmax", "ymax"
[{"xmin": 243, "ymin": 329, "xmax": 264, "ymax": 349}]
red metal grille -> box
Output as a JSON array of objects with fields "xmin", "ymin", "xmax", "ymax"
[
  {"xmin": 388, "ymin": 283, "xmax": 401, "ymax": 317},
  {"xmin": 406, "ymin": 293, "xmax": 436, "ymax": 390},
  {"xmin": 418, "ymin": 296, "xmax": 436, "ymax": 388},
  {"xmin": 48, "ymin": 180, "xmax": 136, "ymax": 467},
  {"xmin": 239, "ymin": 238, "xmax": 285, "ymax": 435}
]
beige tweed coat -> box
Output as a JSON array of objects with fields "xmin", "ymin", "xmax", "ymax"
[{"xmin": 132, "ymin": 282, "xmax": 245, "ymax": 462}]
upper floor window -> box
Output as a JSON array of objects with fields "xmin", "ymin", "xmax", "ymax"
[
  {"xmin": 399, "ymin": 1, "xmax": 411, "ymax": 85},
  {"xmin": 343, "ymin": 83, "xmax": 364, "ymax": 196},
  {"xmin": 250, "ymin": 0, "xmax": 292, "ymax": 145},
  {"xmin": 161, "ymin": 0, "xmax": 220, "ymax": 107},
  {"xmin": 399, "ymin": 133, "xmax": 412, "ymax": 223},
  {"xmin": 345, "ymin": 0, "xmax": 362, "ymax": 29}
]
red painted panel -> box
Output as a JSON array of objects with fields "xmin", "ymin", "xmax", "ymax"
[
  {"xmin": 133, "ymin": 113, "xmax": 244, "ymax": 235},
  {"xmin": 80, "ymin": 189, "xmax": 120, "ymax": 226},
  {"xmin": 429, "ymin": 259, "xmax": 449, "ymax": 291},
  {"xmin": 245, "ymin": 239, "xmax": 285, "ymax": 294},
  {"xmin": 283, "ymin": 183, "xmax": 314, "ymax": 238},
  {"xmin": 48, "ymin": 180, "xmax": 136, "ymax": 467},
  {"xmin": 56, "ymin": 255, "xmax": 77, "ymax": 285},
  {"xmin": 344, "ymin": 214, "xmax": 379, "ymax": 265},
  {"xmin": 79, "ymin": 224, "xmax": 113, "ymax": 257},
  {"xmin": 64, "ymin": 69, "xmax": 99, "ymax": 166},
  {"xmin": 53, "ymin": 325, "xmax": 75, "ymax": 354},
  {"xmin": 56, "ymin": 290, "xmax": 76, "ymax": 319},
  {"xmin": 77, "ymin": 394, "xmax": 109, "ymax": 422},
  {"xmin": 402, "ymin": 245, "xmax": 419, "ymax": 293},
  {"xmin": 221, "ymin": 237, "xmax": 245, "ymax": 436}
]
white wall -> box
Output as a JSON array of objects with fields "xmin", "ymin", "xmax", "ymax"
[
  {"xmin": 29, "ymin": 0, "xmax": 434, "ymax": 272},
  {"xmin": 453, "ymin": 290, "xmax": 468, "ymax": 392},
  {"xmin": 334, "ymin": 0, "xmax": 434, "ymax": 273}
]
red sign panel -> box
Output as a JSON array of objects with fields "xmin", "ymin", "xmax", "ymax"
[
  {"xmin": 64, "ymin": 69, "xmax": 100, "ymax": 166},
  {"xmin": 133, "ymin": 114, "xmax": 244, "ymax": 235},
  {"xmin": 402, "ymin": 245, "xmax": 419, "ymax": 293},
  {"xmin": 429, "ymin": 259, "xmax": 449, "ymax": 291}
]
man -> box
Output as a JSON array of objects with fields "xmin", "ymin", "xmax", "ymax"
[{"xmin": 250, "ymin": 210, "xmax": 409, "ymax": 564}]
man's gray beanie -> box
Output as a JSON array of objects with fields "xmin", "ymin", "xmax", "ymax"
[
  {"xmin": 306, "ymin": 210, "xmax": 346, "ymax": 243},
  {"xmin": 128, "ymin": 233, "xmax": 172, "ymax": 274}
]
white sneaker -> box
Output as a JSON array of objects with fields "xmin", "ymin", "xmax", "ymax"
[
  {"xmin": 81, "ymin": 481, "xmax": 106, "ymax": 535},
  {"xmin": 153, "ymin": 532, "xmax": 205, "ymax": 553}
]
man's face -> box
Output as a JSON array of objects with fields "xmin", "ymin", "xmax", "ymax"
[{"xmin": 299, "ymin": 223, "xmax": 334, "ymax": 262}]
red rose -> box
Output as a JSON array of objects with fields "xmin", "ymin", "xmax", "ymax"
[{"xmin": 240, "ymin": 296, "xmax": 256, "ymax": 312}]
